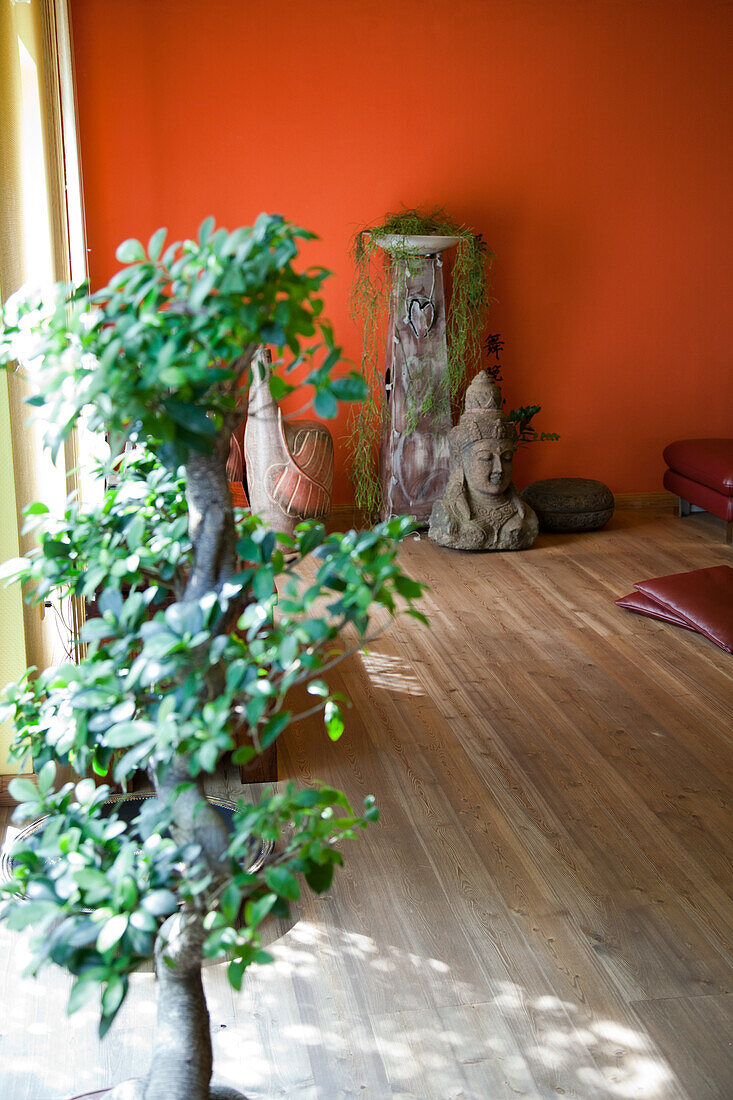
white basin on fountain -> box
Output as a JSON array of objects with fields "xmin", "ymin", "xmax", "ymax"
[{"xmin": 376, "ymin": 233, "xmax": 463, "ymax": 256}]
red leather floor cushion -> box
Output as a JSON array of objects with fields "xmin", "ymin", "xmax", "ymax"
[
  {"xmin": 662, "ymin": 439, "xmax": 733, "ymax": 495},
  {"xmin": 615, "ymin": 589, "xmax": 695, "ymax": 630},
  {"xmin": 634, "ymin": 565, "xmax": 733, "ymax": 653}
]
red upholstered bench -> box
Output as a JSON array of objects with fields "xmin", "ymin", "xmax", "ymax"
[{"xmin": 663, "ymin": 438, "xmax": 733, "ymax": 544}]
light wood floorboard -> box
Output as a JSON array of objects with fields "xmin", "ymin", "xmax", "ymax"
[{"xmin": 1, "ymin": 504, "xmax": 731, "ymax": 1098}]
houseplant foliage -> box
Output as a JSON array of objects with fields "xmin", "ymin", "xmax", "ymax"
[
  {"xmin": 0, "ymin": 215, "xmax": 427, "ymax": 1100},
  {"xmin": 348, "ymin": 206, "xmax": 493, "ymax": 519}
]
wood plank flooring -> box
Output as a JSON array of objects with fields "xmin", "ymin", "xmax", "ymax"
[{"xmin": 1, "ymin": 503, "xmax": 731, "ymax": 1099}]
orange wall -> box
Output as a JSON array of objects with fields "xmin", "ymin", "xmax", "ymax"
[{"xmin": 70, "ymin": 0, "xmax": 733, "ymax": 500}]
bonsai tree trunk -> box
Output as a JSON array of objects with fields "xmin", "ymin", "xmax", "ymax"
[
  {"xmin": 143, "ymin": 912, "xmax": 213, "ymax": 1100},
  {"xmin": 110, "ymin": 428, "xmax": 248, "ymax": 1100},
  {"xmin": 184, "ymin": 427, "xmax": 239, "ymax": 601}
]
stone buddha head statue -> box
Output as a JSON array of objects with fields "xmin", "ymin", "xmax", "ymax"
[
  {"xmin": 429, "ymin": 371, "xmax": 538, "ymax": 551},
  {"xmin": 452, "ymin": 372, "xmax": 517, "ymax": 499}
]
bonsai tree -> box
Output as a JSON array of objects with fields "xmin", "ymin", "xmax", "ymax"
[{"xmin": 0, "ymin": 215, "xmax": 427, "ymax": 1100}]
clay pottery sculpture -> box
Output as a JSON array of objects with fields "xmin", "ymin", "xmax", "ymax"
[{"xmin": 244, "ymin": 348, "xmax": 333, "ymax": 538}]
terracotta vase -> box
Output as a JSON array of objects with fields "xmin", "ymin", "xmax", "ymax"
[{"xmin": 244, "ymin": 348, "xmax": 333, "ymax": 538}]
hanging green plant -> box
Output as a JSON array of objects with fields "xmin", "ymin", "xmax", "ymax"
[{"xmin": 347, "ymin": 207, "xmax": 494, "ymax": 519}]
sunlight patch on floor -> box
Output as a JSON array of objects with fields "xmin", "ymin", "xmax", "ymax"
[
  {"xmin": 213, "ymin": 924, "xmax": 685, "ymax": 1099},
  {"xmin": 0, "ymin": 919, "xmax": 686, "ymax": 1098},
  {"xmin": 358, "ymin": 651, "xmax": 425, "ymax": 695}
]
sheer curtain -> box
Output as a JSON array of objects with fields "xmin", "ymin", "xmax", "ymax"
[{"xmin": 0, "ymin": 0, "xmax": 86, "ymax": 781}]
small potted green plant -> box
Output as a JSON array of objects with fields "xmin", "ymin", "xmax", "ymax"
[
  {"xmin": 0, "ymin": 215, "xmax": 427, "ymax": 1099},
  {"xmin": 483, "ymin": 333, "xmax": 560, "ymax": 448}
]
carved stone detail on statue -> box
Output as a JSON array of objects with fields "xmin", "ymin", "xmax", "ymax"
[{"xmin": 428, "ymin": 371, "xmax": 539, "ymax": 551}]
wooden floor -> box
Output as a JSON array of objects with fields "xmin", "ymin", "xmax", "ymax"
[{"xmin": 1, "ymin": 504, "xmax": 732, "ymax": 1099}]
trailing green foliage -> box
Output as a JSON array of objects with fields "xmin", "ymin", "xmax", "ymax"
[
  {"xmin": 0, "ymin": 215, "xmax": 428, "ymax": 1044},
  {"xmin": 348, "ymin": 207, "xmax": 493, "ymax": 519}
]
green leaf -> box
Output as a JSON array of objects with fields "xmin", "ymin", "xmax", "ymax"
[
  {"xmin": 264, "ymin": 866, "xmax": 300, "ymax": 901},
  {"xmin": 130, "ymin": 909, "xmax": 157, "ymax": 933},
  {"xmin": 406, "ymin": 608, "xmax": 429, "ymax": 627},
  {"xmin": 244, "ymin": 892, "xmax": 277, "ymax": 928},
  {"xmin": 116, "ymin": 238, "xmax": 146, "ymax": 263},
  {"xmin": 198, "ymin": 215, "xmax": 215, "ymax": 245},
  {"xmin": 292, "ymin": 788, "xmax": 321, "ymax": 808},
  {"xmin": 231, "ymin": 744, "xmax": 255, "ymax": 766},
  {"xmin": 227, "ymin": 958, "xmax": 245, "ymax": 991},
  {"xmin": 36, "ymin": 760, "xmax": 56, "ymax": 795},
  {"xmin": 148, "ymin": 227, "xmax": 167, "ymax": 261},
  {"xmin": 278, "ymin": 633, "xmax": 299, "ymax": 669},
  {"xmin": 260, "ymin": 711, "xmax": 291, "ymax": 749},
  {"xmin": 81, "ymin": 618, "xmax": 114, "ymax": 643},
  {"xmin": 305, "ymin": 861, "xmax": 334, "ymax": 894},
  {"xmin": 91, "ymin": 754, "xmax": 110, "ymax": 777},
  {"xmin": 8, "ymin": 777, "xmax": 39, "ymax": 804},
  {"xmin": 105, "ymin": 722, "xmax": 150, "ymax": 748},
  {"xmin": 142, "ymin": 889, "xmax": 178, "ymax": 916},
  {"xmin": 68, "ymin": 973, "xmax": 102, "ymax": 1015},
  {"xmin": 163, "ymin": 399, "xmax": 218, "ymax": 438},
  {"xmin": 96, "ymin": 913, "xmax": 129, "ymax": 953},
  {"xmin": 74, "ymin": 778, "xmax": 98, "ymax": 804},
  {"xmin": 324, "ymin": 700, "xmax": 345, "ymax": 742},
  {"xmin": 313, "ymin": 390, "xmax": 337, "ymax": 419},
  {"xmin": 101, "ymin": 973, "xmax": 126, "ymax": 1018},
  {"xmin": 252, "ymin": 565, "xmax": 274, "ymax": 601},
  {"xmin": 330, "ymin": 373, "xmax": 366, "ymax": 402},
  {"xmin": 394, "ymin": 575, "xmax": 423, "ymax": 600},
  {"xmin": 268, "ymin": 373, "xmax": 289, "ymax": 401},
  {"xmin": 220, "ymin": 882, "xmax": 242, "ymax": 923},
  {"xmin": 119, "ymin": 876, "xmax": 139, "ymax": 910},
  {"xmin": 6, "ymin": 900, "xmax": 57, "ymax": 930},
  {"xmin": 297, "ymin": 524, "xmax": 325, "ymax": 556},
  {"xmin": 197, "ymin": 739, "xmax": 220, "ymax": 773},
  {"xmin": 98, "ymin": 1011, "xmax": 116, "ymax": 1040},
  {"xmin": 261, "ymin": 322, "xmax": 285, "ymax": 346},
  {"xmin": 74, "ymin": 869, "xmax": 110, "ymax": 893},
  {"xmin": 189, "ymin": 270, "xmax": 217, "ymax": 310}
]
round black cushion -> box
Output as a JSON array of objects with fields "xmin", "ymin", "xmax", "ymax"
[{"xmin": 521, "ymin": 477, "xmax": 614, "ymax": 533}]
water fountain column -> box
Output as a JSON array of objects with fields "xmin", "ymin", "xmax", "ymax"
[{"xmin": 377, "ymin": 234, "xmax": 460, "ymax": 525}]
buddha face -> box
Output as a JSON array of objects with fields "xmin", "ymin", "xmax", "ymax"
[{"xmin": 464, "ymin": 438, "xmax": 514, "ymax": 496}]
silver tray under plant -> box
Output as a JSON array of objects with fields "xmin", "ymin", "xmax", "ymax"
[{"xmin": 0, "ymin": 790, "xmax": 273, "ymax": 899}]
